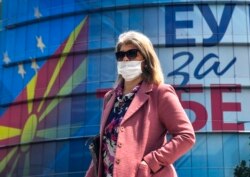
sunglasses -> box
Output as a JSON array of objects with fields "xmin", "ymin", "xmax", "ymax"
[{"xmin": 115, "ymin": 49, "xmax": 140, "ymax": 61}]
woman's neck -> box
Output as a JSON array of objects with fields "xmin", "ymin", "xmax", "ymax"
[{"xmin": 123, "ymin": 76, "xmax": 143, "ymax": 95}]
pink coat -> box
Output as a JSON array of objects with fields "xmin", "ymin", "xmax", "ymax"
[{"xmin": 85, "ymin": 82, "xmax": 195, "ymax": 177}]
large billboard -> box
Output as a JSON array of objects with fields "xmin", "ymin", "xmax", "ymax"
[
  {"xmin": 164, "ymin": 3, "xmax": 250, "ymax": 132},
  {"xmin": 0, "ymin": 1, "xmax": 249, "ymax": 177}
]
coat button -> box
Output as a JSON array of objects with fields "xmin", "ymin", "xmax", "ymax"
[
  {"xmin": 120, "ymin": 127, "xmax": 124, "ymax": 132},
  {"xmin": 115, "ymin": 159, "xmax": 120, "ymax": 164},
  {"xmin": 118, "ymin": 142, "xmax": 122, "ymax": 148}
]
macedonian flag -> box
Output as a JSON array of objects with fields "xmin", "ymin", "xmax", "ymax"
[{"xmin": 0, "ymin": 16, "xmax": 89, "ymax": 176}]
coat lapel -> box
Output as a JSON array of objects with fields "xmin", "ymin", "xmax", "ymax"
[
  {"xmin": 100, "ymin": 90, "xmax": 116, "ymax": 133},
  {"xmin": 121, "ymin": 82, "xmax": 153, "ymax": 125}
]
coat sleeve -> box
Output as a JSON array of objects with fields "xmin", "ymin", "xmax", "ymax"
[{"xmin": 143, "ymin": 84, "xmax": 196, "ymax": 173}]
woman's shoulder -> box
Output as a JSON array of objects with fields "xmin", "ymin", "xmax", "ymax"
[
  {"xmin": 149, "ymin": 83, "xmax": 179, "ymax": 101},
  {"xmin": 154, "ymin": 83, "xmax": 176, "ymax": 93}
]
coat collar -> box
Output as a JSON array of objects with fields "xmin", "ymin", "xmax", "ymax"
[
  {"xmin": 100, "ymin": 81, "xmax": 153, "ymax": 132},
  {"xmin": 120, "ymin": 81, "xmax": 153, "ymax": 124}
]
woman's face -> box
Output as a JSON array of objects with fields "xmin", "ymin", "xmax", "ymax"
[{"xmin": 117, "ymin": 44, "xmax": 144, "ymax": 62}]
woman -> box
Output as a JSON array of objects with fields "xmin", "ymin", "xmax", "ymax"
[{"xmin": 85, "ymin": 31, "xmax": 195, "ymax": 177}]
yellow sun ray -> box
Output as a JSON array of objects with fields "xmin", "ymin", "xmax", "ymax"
[
  {"xmin": 37, "ymin": 17, "xmax": 87, "ymax": 113},
  {"xmin": 23, "ymin": 152, "xmax": 30, "ymax": 176},
  {"xmin": 8, "ymin": 153, "xmax": 20, "ymax": 177},
  {"xmin": 0, "ymin": 126, "xmax": 22, "ymax": 140},
  {"xmin": 0, "ymin": 147, "xmax": 18, "ymax": 173},
  {"xmin": 36, "ymin": 123, "xmax": 81, "ymax": 139},
  {"xmin": 38, "ymin": 58, "xmax": 87, "ymax": 123},
  {"xmin": 36, "ymin": 127, "xmax": 58, "ymax": 139},
  {"xmin": 27, "ymin": 74, "xmax": 38, "ymax": 114}
]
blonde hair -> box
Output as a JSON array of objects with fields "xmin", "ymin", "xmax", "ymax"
[{"xmin": 115, "ymin": 30, "xmax": 164, "ymax": 85}]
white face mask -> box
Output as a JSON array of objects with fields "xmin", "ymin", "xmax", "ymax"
[{"xmin": 117, "ymin": 61, "xmax": 143, "ymax": 81}]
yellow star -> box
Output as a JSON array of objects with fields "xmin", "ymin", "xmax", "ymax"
[
  {"xmin": 34, "ymin": 7, "xmax": 42, "ymax": 19},
  {"xmin": 18, "ymin": 63, "xmax": 26, "ymax": 78},
  {"xmin": 3, "ymin": 51, "xmax": 11, "ymax": 64},
  {"xmin": 36, "ymin": 36, "xmax": 46, "ymax": 53},
  {"xmin": 31, "ymin": 59, "xmax": 40, "ymax": 73}
]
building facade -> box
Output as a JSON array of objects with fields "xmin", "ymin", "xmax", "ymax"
[{"xmin": 0, "ymin": 0, "xmax": 249, "ymax": 177}]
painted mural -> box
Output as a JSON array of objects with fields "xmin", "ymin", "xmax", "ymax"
[{"xmin": 0, "ymin": 0, "xmax": 249, "ymax": 177}]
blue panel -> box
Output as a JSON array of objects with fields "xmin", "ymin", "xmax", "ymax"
[
  {"xmin": 26, "ymin": 23, "xmax": 38, "ymax": 58},
  {"xmin": 116, "ymin": 0, "xmax": 129, "ymax": 6},
  {"xmin": 115, "ymin": 10, "xmax": 129, "ymax": 35},
  {"xmin": 207, "ymin": 134, "xmax": 224, "ymax": 177},
  {"xmin": 1, "ymin": 66, "xmax": 20, "ymax": 104},
  {"xmin": 176, "ymin": 152, "xmax": 192, "ymax": 177},
  {"xmin": 223, "ymin": 134, "xmax": 239, "ymax": 175},
  {"xmin": 89, "ymin": 13, "xmax": 102, "ymax": 49},
  {"xmin": 17, "ymin": 0, "xmax": 28, "ymax": 22},
  {"xmin": 144, "ymin": 8, "xmax": 158, "ymax": 44},
  {"xmin": 87, "ymin": 54, "xmax": 101, "ymax": 84},
  {"xmin": 101, "ymin": 12, "xmax": 116, "ymax": 48},
  {"xmin": 191, "ymin": 134, "xmax": 208, "ymax": 177},
  {"xmin": 100, "ymin": 52, "xmax": 116, "ymax": 82},
  {"xmin": 84, "ymin": 94, "xmax": 102, "ymax": 135},
  {"xmin": 129, "ymin": 9, "xmax": 144, "ymax": 31},
  {"xmin": 0, "ymin": 1, "xmax": 2, "ymax": 30},
  {"xmin": 102, "ymin": 0, "xmax": 116, "ymax": 8},
  {"xmin": 14, "ymin": 27, "xmax": 26, "ymax": 61},
  {"xmin": 238, "ymin": 134, "xmax": 250, "ymax": 161},
  {"xmin": 55, "ymin": 141, "xmax": 70, "ymax": 175}
]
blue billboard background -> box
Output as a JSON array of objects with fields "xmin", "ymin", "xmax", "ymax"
[{"xmin": 0, "ymin": 0, "xmax": 249, "ymax": 177}]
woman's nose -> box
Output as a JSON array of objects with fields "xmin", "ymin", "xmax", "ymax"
[{"xmin": 122, "ymin": 56, "xmax": 129, "ymax": 61}]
